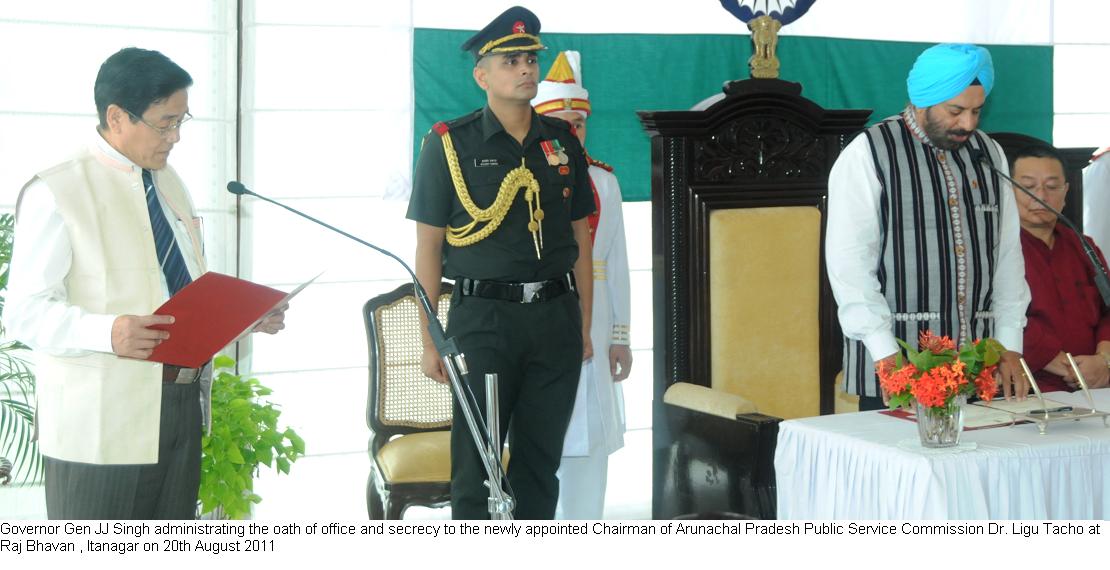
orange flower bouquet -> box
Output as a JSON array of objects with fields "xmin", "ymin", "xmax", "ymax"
[{"xmin": 877, "ymin": 331, "xmax": 1002, "ymax": 447}]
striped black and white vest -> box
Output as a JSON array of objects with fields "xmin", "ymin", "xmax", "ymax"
[{"xmin": 844, "ymin": 108, "xmax": 1007, "ymax": 397}]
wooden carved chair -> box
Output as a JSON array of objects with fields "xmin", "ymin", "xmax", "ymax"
[
  {"xmin": 639, "ymin": 78, "xmax": 871, "ymax": 519},
  {"xmin": 364, "ymin": 282, "xmax": 453, "ymax": 519}
]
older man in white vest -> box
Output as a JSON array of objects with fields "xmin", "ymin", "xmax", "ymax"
[
  {"xmin": 4, "ymin": 48, "xmax": 284, "ymax": 519},
  {"xmin": 532, "ymin": 51, "xmax": 633, "ymax": 520}
]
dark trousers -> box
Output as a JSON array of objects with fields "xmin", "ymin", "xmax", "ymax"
[
  {"xmin": 447, "ymin": 292, "xmax": 582, "ymax": 520},
  {"xmin": 44, "ymin": 381, "xmax": 202, "ymax": 519}
]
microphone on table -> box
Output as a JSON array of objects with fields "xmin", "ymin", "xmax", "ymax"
[{"xmin": 967, "ymin": 149, "xmax": 1110, "ymax": 306}]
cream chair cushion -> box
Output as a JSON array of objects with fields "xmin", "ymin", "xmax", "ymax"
[
  {"xmin": 663, "ymin": 382, "xmax": 758, "ymax": 419},
  {"xmin": 708, "ymin": 206, "xmax": 821, "ymax": 419},
  {"xmin": 378, "ymin": 431, "xmax": 452, "ymax": 483},
  {"xmin": 377, "ymin": 432, "xmax": 510, "ymax": 484}
]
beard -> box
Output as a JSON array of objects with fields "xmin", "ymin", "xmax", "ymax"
[{"xmin": 923, "ymin": 108, "xmax": 973, "ymax": 150}]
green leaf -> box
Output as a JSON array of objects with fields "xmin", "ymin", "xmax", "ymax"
[
  {"xmin": 983, "ymin": 339, "xmax": 1003, "ymax": 366},
  {"xmin": 255, "ymin": 446, "xmax": 274, "ymax": 467},
  {"xmin": 214, "ymin": 354, "xmax": 235, "ymax": 369},
  {"xmin": 218, "ymin": 461, "xmax": 237, "ymax": 480},
  {"xmin": 888, "ymin": 392, "xmax": 913, "ymax": 409},
  {"xmin": 0, "ymin": 339, "xmax": 42, "ymax": 484},
  {"xmin": 218, "ymin": 487, "xmax": 238, "ymax": 510},
  {"xmin": 226, "ymin": 445, "xmax": 245, "ymax": 464},
  {"xmin": 907, "ymin": 349, "xmax": 952, "ymax": 371},
  {"xmin": 277, "ymin": 457, "xmax": 290, "ymax": 475},
  {"xmin": 286, "ymin": 430, "xmax": 306, "ymax": 455}
]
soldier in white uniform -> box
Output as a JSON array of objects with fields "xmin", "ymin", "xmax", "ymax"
[
  {"xmin": 532, "ymin": 51, "xmax": 632, "ymax": 520},
  {"xmin": 1084, "ymin": 146, "xmax": 1110, "ymax": 252}
]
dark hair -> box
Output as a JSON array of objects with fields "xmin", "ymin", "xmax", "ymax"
[
  {"xmin": 94, "ymin": 47, "xmax": 193, "ymax": 129},
  {"xmin": 1009, "ymin": 144, "xmax": 1068, "ymax": 174}
]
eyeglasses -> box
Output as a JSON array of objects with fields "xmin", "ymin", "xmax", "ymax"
[{"xmin": 123, "ymin": 108, "xmax": 193, "ymax": 138}]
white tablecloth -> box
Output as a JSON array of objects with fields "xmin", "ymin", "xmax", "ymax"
[{"xmin": 775, "ymin": 389, "xmax": 1110, "ymax": 519}]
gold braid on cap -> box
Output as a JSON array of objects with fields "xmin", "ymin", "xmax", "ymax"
[
  {"xmin": 440, "ymin": 132, "xmax": 545, "ymax": 259},
  {"xmin": 479, "ymin": 33, "xmax": 544, "ymax": 56},
  {"xmin": 534, "ymin": 98, "xmax": 591, "ymax": 116}
]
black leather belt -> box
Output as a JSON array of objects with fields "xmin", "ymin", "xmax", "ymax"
[
  {"xmin": 458, "ymin": 273, "xmax": 576, "ymax": 304},
  {"xmin": 163, "ymin": 365, "xmax": 199, "ymax": 384}
]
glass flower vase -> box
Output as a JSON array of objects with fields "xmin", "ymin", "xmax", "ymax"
[{"xmin": 915, "ymin": 395, "xmax": 966, "ymax": 448}]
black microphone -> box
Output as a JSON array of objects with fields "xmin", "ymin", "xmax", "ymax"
[
  {"xmin": 227, "ymin": 181, "xmax": 249, "ymax": 196},
  {"xmin": 228, "ymin": 180, "xmax": 515, "ymax": 508},
  {"xmin": 224, "ymin": 181, "xmax": 450, "ymax": 351},
  {"xmin": 967, "ymin": 149, "xmax": 1110, "ymax": 306}
]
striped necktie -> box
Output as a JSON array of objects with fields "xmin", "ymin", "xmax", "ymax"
[{"xmin": 142, "ymin": 169, "xmax": 193, "ymax": 296}]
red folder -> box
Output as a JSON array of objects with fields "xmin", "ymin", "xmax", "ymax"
[{"xmin": 147, "ymin": 272, "xmax": 315, "ymax": 368}]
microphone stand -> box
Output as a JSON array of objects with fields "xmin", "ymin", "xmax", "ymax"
[
  {"xmin": 970, "ymin": 150, "xmax": 1110, "ymax": 307},
  {"xmin": 228, "ymin": 182, "xmax": 514, "ymax": 519}
]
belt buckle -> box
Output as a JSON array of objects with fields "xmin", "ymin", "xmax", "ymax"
[
  {"xmin": 177, "ymin": 368, "xmax": 198, "ymax": 384},
  {"xmin": 168, "ymin": 366, "xmax": 199, "ymax": 384},
  {"xmin": 521, "ymin": 281, "xmax": 542, "ymax": 303}
]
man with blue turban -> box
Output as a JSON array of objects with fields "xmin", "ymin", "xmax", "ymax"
[{"xmin": 826, "ymin": 43, "xmax": 1032, "ymax": 409}]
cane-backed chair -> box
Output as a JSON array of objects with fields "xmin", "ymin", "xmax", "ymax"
[{"xmin": 364, "ymin": 282, "xmax": 453, "ymax": 519}]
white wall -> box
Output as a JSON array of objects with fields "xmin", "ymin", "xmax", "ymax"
[
  {"xmin": 0, "ymin": 2, "xmax": 239, "ymax": 272},
  {"xmin": 1052, "ymin": 0, "xmax": 1110, "ymax": 147}
]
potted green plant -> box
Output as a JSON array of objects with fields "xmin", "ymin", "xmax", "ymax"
[
  {"xmin": 198, "ymin": 354, "xmax": 305, "ymax": 518},
  {"xmin": 0, "ymin": 212, "xmax": 41, "ymax": 486}
]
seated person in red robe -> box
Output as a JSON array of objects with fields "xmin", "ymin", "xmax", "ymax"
[{"xmin": 1015, "ymin": 144, "xmax": 1110, "ymax": 392}]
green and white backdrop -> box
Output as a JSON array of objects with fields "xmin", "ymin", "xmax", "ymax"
[{"xmin": 414, "ymin": 1, "xmax": 1062, "ymax": 201}]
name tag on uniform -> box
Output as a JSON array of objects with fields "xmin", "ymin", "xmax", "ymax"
[{"xmin": 474, "ymin": 158, "xmax": 502, "ymax": 167}]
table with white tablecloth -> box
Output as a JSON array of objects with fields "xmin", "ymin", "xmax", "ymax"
[{"xmin": 774, "ymin": 389, "xmax": 1110, "ymax": 519}]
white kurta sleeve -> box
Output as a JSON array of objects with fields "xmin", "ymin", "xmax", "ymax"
[
  {"xmin": 989, "ymin": 140, "xmax": 1030, "ymax": 353},
  {"xmin": 604, "ymin": 176, "xmax": 631, "ymax": 346},
  {"xmin": 1084, "ymin": 151, "xmax": 1110, "ymax": 253},
  {"xmin": 825, "ymin": 135, "xmax": 899, "ymax": 361},
  {"xmin": 4, "ymin": 180, "xmax": 117, "ymax": 355}
]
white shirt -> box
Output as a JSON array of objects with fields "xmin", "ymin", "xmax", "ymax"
[
  {"xmin": 3, "ymin": 132, "xmax": 201, "ymax": 357},
  {"xmin": 1084, "ymin": 149, "xmax": 1110, "ymax": 253},
  {"xmin": 826, "ymin": 134, "xmax": 1030, "ymax": 360}
]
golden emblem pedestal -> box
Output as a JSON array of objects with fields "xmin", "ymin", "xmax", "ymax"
[{"xmin": 748, "ymin": 15, "xmax": 782, "ymax": 79}]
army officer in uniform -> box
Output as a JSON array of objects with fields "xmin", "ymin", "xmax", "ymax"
[{"xmin": 406, "ymin": 6, "xmax": 595, "ymax": 520}]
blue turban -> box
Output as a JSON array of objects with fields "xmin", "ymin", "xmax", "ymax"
[{"xmin": 906, "ymin": 44, "xmax": 994, "ymax": 107}]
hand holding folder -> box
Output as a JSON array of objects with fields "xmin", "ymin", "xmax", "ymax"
[{"xmin": 146, "ymin": 272, "xmax": 317, "ymax": 368}]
